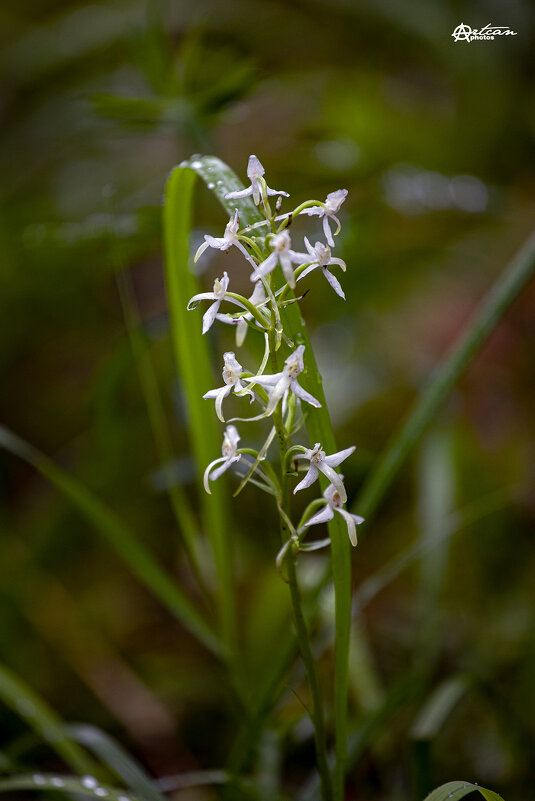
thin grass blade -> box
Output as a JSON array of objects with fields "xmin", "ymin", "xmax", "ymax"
[
  {"xmin": 0, "ymin": 426, "xmax": 221, "ymax": 656},
  {"xmin": 164, "ymin": 164, "xmax": 236, "ymax": 665},
  {"xmin": 0, "ymin": 774, "xmax": 139, "ymax": 800},
  {"xmin": 423, "ymin": 780, "xmax": 504, "ymax": 801},
  {"xmin": 66, "ymin": 724, "xmax": 166, "ymax": 801},
  {"xmin": 0, "ymin": 664, "xmax": 99, "ymax": 777},
  {"xmin": 356, "ymin": 231, "xmax": 535, "ymax": 520}
]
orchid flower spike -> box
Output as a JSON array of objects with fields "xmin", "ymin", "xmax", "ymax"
[
  {"xmin": 302, "ymin": 482, "xmax": 364, "ymax": 547},
  {"xmin": 293, "ymin": 443, "xmax": 355, "ymax": 503},
  {"xmin": 203, "ymin": 352, "xmax": 254, "ymax": 422},
  {"xmin": 216, "ymin": 281, "xmax": 267, "ymax": 347},
  {"xmin": 297, "ymin": 237, "xmax": 347, "ymax": 299},
  {"xmin": 225, "ymin": 155, "xmax": 289, "ymax": 206},
  {"xmin": 194, "ymin": 209, "xmax": 256, "ymax": 268},
  {"xmin": 187, "ymin": 272, "xmax": 246, "ymax": 334},
  {"xmin": 300, "ymin": 189, "xmax": 348, "ymax": 247},
  {"xmin": 244, "ymin": 345, "xmax": 321, "ymax": 417},
  {"xmin": 250, "ymin": 230, "xmax": 308, "ymax": 289},
  {"xmin": 203, "ymin": 425, "xmax": 242, "ymax": 494}
]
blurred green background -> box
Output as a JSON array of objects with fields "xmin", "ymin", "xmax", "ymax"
[{"xmin": 1, "ymin": 0, "xmax": 535, "ymax": 799}]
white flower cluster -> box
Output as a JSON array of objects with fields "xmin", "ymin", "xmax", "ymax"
[{"xmin": 188, "ymin": 155, "xmax": 364, "ymax": 548}]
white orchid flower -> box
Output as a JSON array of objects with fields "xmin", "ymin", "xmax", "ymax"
[
  {"xmin": 293, "ymin": 443, "xmax": 355, "ymax": 503},
  {"xmin": 297, "ymin": 237, "xmax": 347, "ymax": 299},
  {"xmin": 187, "ymin": 272, "xmax": 246, "ymax": 334},
  {"xmin": 302, "ymin": 482, "xmax": 364, "ymax": 547},
  {"xmin": 225, "ymin": 155, "xmax": 289, "ymax": 206},
  {"xmin": 203, "ymin": 352, "xmax": 254, "ymax": 422},
  {"xmin": 203, "ymin": 425, "xmax": 242, "ymax": 494},
  {"xmin": 300, "ymin": 189, "xmax": 348, "ymax": 247},
  {"xmin": 244, "ymin": 345, "xmax": 321, "ymax": 417},
  {"xmin": 194, "ymin": 209, "xmax": 256, "ymax": 268},
  {"xmin": 250, "ymin": 230, "xmax": 308, "ymax": 289},
  {"xmin": 216, "ymin": 281, "xmax": 267, "ymax": 347}
]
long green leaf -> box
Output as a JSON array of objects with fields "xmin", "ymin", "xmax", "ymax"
[
  {"xmin": 66, "ymin": 725, "xmax": 166, "ymax": 801},
  {"xmin": 0, "ymin": 427, "xmax": 221, "ymax": 656},
  {"xmin": 0, "ymin": 664, "xmax": 99, "ymax": 778},
  {"xmin": 0, "ymin": 774, "xmax": 140, "ymax": 800},
  {"xmin": 423, "ymin": 780, "xmax": 504, "ymax": 801},
  {"xmin": 171, "ymin": 155, "xmax": 351, "ymax": 799},
  {"xmin": 115, "ymin": 268, "xmax": 205, "ymax": 588},
  {"xmin": 356, "ymin": 231, "xmax": 535, "ymax": 519},
  {"xmin": 164, "ymin": 162, "xmax": 236, "ymax": 665}
]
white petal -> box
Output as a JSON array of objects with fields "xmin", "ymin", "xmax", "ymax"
[
  {"xmin": 293, "ymin": 464, "xmax": 319, "ymax": 494},
  {"xmin": 215, "ymin": 385, "xmax": 232, "ymax": 422},
  {"xmin": 300, "ymin": 206, "xmax": 323, "ymax": 217},
  {"xmin": 247, "ymin": 155, "xmax": 264, "ymax": 180},
  {"xmin": 324, "ymin": 446, "xmax": 355, "ymax": 467},
  {"xmin": 328, "ymin": 257, "xmax": 346, "ymax": 271},
  {"xmin": 290, "ymin": 379, "xmax": 321, "ymax": 408},
  {"xmin": 244, "ymin": 372, "xmax": 283, "ymax": 387},
  {"xmin": 280, "ymin": 253, "xmax": 296, "ymax": 288},
  {"xmin": 194, "ymin": 240, "xmax": 211, "ymax": 262},
  {"xmin": 305, "ymin": 503, "xmax": 335, "ymax": 527},
  {"xmin": 265, "ymin": 187, "xmax": 290, "ymax": 197},
  {"xmin": 187, "ymin": 292, "xmax": 216, "ymax": 310},
  {"xmin": 303, "ymin": 236, "xmax": 316, "ymax": 257},
  {"xmin": 236, "ymin": 318, "xmax": 248, "ymax": 347},
  {"xmin": 210, "ymin": 456, "xmax": 239, "ymax": 482},
  {"xmin": 251, "ymin": 252, "xmax": 277, "ymax": 281},
  {"xmin": 323, "ymin": 269, "xmax": 345, "ymax": 300},
  {"xmin": 202, "ymin": 300, "xmax": 221, "ymax": 333},
  {"xmin": 323, "ymin": 216, "xmax": 334, "ymax": 247},
  {"xmin": 225, "ymin": 187, "xmax": 253, "ymax": 200},
  {"xmin": 318, "ymin": 463, "xmax": 347, "ymax": 502},
  {"xmin": 202, "ymin": 386, "xmax": 224, "ymax": 399},
  {"xmin": 225, "ymin": 425, "xmax": 241, "ymax": 451},
  {"xmin": 204, "ymin": 235, "xmax": 228, "ymax": 250},
  {"xmin": 336, "ymin": 508, "xmax": 360, "ymax": 546},
  {"xmin": 203, "ymin": 456, "xmax": 226, "ymax": 494}
]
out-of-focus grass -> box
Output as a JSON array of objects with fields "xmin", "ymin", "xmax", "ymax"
[{"xmin": 1, "ymin": 0, "xmax": 535, "ymax": 798}]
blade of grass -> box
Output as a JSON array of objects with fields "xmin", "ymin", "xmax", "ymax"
[
  {"xmin": 66, "ymin": 724, "xmax": 166, "ymax": 801},
  {"xmin": 173, "ymin": 155, "xmax": 351, "ymax": 800},
  {"xmin": 0, "ymin": 663, "xmax": 99, "ymax": 778},
  {"xmin": 356, "ymin": 231, "xmax": 535, "ymax": 520},
  {"xmin": 0, "ymin": 426, "xmax": 221, "ymax": 657},
  {"xmin": 0, "ymin": 774, "xmax": 139, "ymax": 800},
  {"xmin": 115, "ymin": 268, "xmax": 207, "ymax": 591},
  {"xmin": 164, "ymin": 164, "xmax": 236, "ymax": 666},
  {"xmin": 423, "ymin": 780, "xmax": 504, "ymax": 801}
]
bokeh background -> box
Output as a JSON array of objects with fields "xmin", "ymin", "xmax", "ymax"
[{"xmin": 1, "ymin": 1, "xmax": 535, "ymax": 799}]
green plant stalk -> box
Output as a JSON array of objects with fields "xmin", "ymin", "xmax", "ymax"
[
  {"xmin": 175, "ymin": 156, "xmax": 353, "ymax": 798},
  {"xmin": 356, "ymin": 231, "xmax": 535, "ymax": 520},
  {"xmin": 269, "ymin": 334, "xmax": 332, "ymax": 801}
]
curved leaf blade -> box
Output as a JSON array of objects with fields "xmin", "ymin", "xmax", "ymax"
[{"xmin": 0, "ymin": 426, "xmax": 221, "ymax": 657}]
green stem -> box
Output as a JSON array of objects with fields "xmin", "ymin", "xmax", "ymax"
[{"xmin": 268, "ymin": 333, "xmax": 333, "ymax": 801}]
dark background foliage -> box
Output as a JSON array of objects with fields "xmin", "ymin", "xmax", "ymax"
[{"xmin": 1, "ymin": 1, "xmax": 534, "ymax": 799}]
